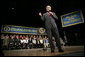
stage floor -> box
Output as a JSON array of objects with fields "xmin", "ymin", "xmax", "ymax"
[{"xmin": 3, "ymin": 46, "xmax": 84, "ymax": 56}]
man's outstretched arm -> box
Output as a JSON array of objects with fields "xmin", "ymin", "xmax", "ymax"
[{"xmin": 39, "ymin": 12, "xmax": 45, "ymax": 21}]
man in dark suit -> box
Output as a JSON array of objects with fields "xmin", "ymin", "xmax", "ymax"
[
  {"xmin": 29, "ymin": 36, "xmax": 33, "ymax": 49},
  {"xmin": 39, "ymin": 5, "xmax": 64, "ymax": 53}
]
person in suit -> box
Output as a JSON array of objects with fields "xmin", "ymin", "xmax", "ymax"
[
  {"xmin": 1, "ymin": 34, "xmax": 5, "ymax": 50},
  {"xmin": 15, "ymin": 35, "xmax": 21, "ymax": 49},
  {"xmin": 4, "ymin": 34, "xmax": 10, "ymax": 50},
  {"xmin": 29, "ymin": 35, "xmax": 33, "ymax": 49},
  {"xmin": 1, "ymin": 34, "xmax": 4, "ymax": 56},
  {"xmin": 39, "ymin": 5, "xmax": 64, "ymax": 53},
  {"xmin": 9, "ymin": 35, "xmax": 15, "ymax": 50},
  {"xmin": 36, "ymin": 35, "xmax": 40, "ymax": 48}
]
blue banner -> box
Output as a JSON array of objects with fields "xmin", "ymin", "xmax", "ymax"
[
  {"xmin": 61, "ymin": 10, "xmax": 84, "ymax": 27},
  {"xmin": 1, "ymin": 25, "xmax": 47, "ymax": 35},
  {"xmin": 1, "ymin": 25, "xmax": 38, "ymax": 34}
]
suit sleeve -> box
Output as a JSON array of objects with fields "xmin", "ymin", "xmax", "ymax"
[
  {"xmin": 41, "ymin": 14, "xmax": 45, "ymax": 21},
  {"xmin": 52, "ymin": 13, "xmax": 58, "ymax": 20}
]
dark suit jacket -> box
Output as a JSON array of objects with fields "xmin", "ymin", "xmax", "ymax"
[
  {"xmin": 29, "ymin": 39, "xmax": 32, "ymax": 43},
  {"xmin": 41, "ymin": 12, "xmax": 58, "ymax": 29}
]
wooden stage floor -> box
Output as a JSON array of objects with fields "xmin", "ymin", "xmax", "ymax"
[{"xmin": 3, "ymin": 46, "xmax": 84, "ymax": 56}]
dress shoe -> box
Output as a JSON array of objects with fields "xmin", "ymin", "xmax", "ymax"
[
  {"xmin": 58, "ymin": 49, "xmax": 64, "ymax": 52},
  {"xmin": 51, "ymin": 50, "xmax": 55, "ymax": 53}
]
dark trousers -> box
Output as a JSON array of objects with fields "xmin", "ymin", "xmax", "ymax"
[
  {"xmin": 33, "ymin": 44, "xmax": 37, "ymax": 48},
  {"xmin": 29, "ymin": 43, "xmax": 33, "ymax": 49},
  {"xmin": 46, "ymin": 26, "xmax": 62, "ymax": 51}
]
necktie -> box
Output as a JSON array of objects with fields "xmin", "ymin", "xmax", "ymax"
[{"xmin": 48, "ymin": 12, "xmax": 52, "ymax": 16}]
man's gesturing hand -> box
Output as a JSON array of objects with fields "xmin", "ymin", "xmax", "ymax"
[
  {"xmin": 49, "ymin": 12, "xmax": 53, "ymax": 15},
  {"xmin": 39, "ymin": 12, "xmax": 42, "ymax": 16}
]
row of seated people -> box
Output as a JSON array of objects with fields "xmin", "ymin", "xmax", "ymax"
[{"xmin": 1, "ymin": 34, "xmax": 50, "ymax": 50}]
